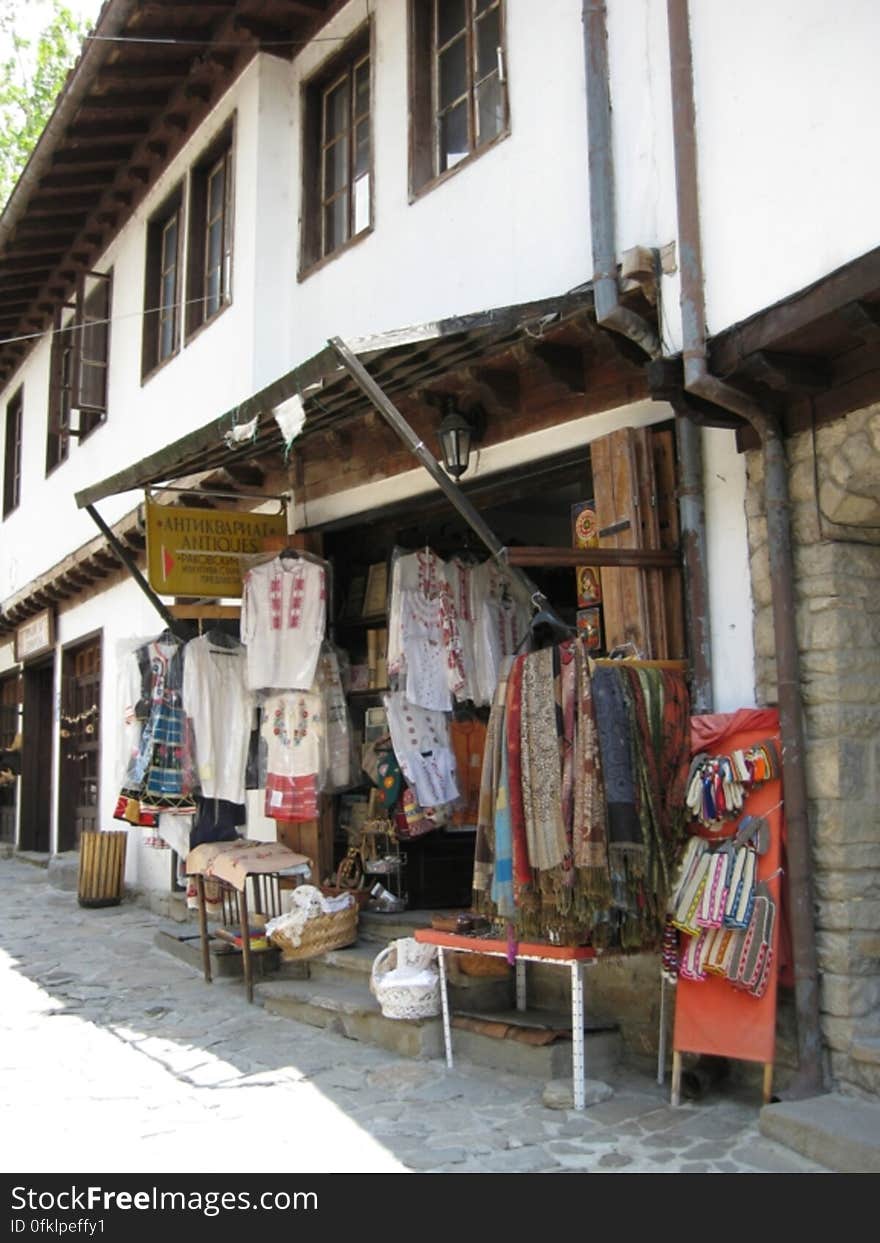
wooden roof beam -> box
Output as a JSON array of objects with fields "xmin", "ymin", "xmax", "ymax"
[
  {"xmin": 51, "ymin": 145, "xmax": 134, "ymax": 166},
  {"xmin": 741, "ymin": 350, "xmax": 833, "ymax": 395},
  {"xmin": 839, "ymin": 300, "xmax": 880, "ymax": 344}
]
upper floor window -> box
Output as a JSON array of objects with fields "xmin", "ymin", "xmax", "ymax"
[
  {"xmin": 301, "ymin": 26, "xmax": 372, "ymax": 275},
  {"xmin": 410, "ymin": 0, "xmax": 509, "ymax": 196},
  {"xmin": 186, "ymin": 124, "xmax": 234, "ymax": 337},
  {"xmin": 46, "ymin": 270, "xmax": 111, "ymax": 473},
  {"xmin": 74, "ymin": 269, "xmax": 112, "ymax": 439},
  {"xmin": 142, "ymin": 185, "xmax": 183, "ymax": 379},
  {"xmin": 46, "ymin": 314, "xmax": 72, "ymax": 475},
  {"xmin": 3, "ymin": 386, "xmax": 23, "ymax": 518}
]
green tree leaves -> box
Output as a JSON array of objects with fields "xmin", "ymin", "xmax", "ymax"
[{"xmin": 0, "ymin": 1, "xmax": 88, "ymax": 208}]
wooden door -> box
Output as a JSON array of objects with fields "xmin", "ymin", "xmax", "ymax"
[
  {"xmin": 590, "ymin": 425, "xmax": 683, "ymax": 659},
  {"xmin": 0, "ymin": 673, "xmax": 20, "ymax": 843},
  {"xmin": 58, "ymin": 636, "xmax": 102, "ymax": 852},
  {"xmin": 20, "ymin": 659, "xmax": 54, "ymax": 852}
]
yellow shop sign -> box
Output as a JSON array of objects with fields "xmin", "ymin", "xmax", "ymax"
[{"xmin": 146, "ymin": 501, "xmax": 286, "ymax": 598}]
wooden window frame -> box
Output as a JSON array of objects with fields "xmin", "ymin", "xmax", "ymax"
[
  {"xmin": 3, "ymin": 386, "xmax": 23, "ymax": 518},
  {"xmin": 185, "ymin": 120, "xmax": 235, "ymax": 341},
  {"xmin": 409, "ymin": 0, "xmax": 510, "ymax": 200},
  {"xmin": 141, "ymin": 183, "xmax": 184, "ymax": 382},
  {"xmin": 46, "ymin": 311, "xmax": 74, "ymax": 476},
  {"xmin": 72, "ymin": 269, "xmax": 112, "ymax": 441},
  {"xmin": 299, "ymin": 22, "xmax": 374, "ymax": 280}
]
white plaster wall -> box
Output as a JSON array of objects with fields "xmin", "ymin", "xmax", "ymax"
[
  {"xmin": 686, "ymin": 0, "xmax": 880, "ymax": 333},
  {"xmin": 0, "ymin": 57, "xmax": 265, "ymax": 598},
  {"xmin": 276, "ymin": 0, "xmax": 592, "ymax": 366},
  {"xmin": 0, "ymin": 638, "xmax": 15, "ymax": 675},
  {"xmin": 702, "ymin": 427, "xmax": 756, "ymax": 711}
]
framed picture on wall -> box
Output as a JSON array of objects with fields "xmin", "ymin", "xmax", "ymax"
[
  {"xmin": 362, "ymin": 561, "xmax": 388, "ymax": 617},
  {"xmin": 577, "ymin": 607, "xmax": 603, "ymax": 652}
]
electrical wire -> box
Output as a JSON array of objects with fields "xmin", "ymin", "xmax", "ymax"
[
  {"xmin": 83, "ymin": 33, "xmax": 349, "ymax": 49},
  {"xmin": 0, "ymin": 289, "xmax": 233, "ymax": 349}
]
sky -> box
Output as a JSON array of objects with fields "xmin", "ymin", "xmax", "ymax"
[{"xmin": 1, "ymin": 0, "xmax": 105, "ymax": 55}]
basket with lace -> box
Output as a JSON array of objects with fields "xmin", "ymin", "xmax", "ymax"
[{"xmin": 370, "ymin": 936, "xmax": 441, "ymax": 1020}]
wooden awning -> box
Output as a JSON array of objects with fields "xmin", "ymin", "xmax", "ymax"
[{"xmin": 75, "ymin": 285, "xmax": 602, "ymax": 508}]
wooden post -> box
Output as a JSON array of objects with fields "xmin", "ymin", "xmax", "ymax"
[
  {"xmin": 196, "ymin": 875, "xmax": 212, "ymax": 984},
  {"xmin": 671, "ymin": 1050, "xmax": 683, "ymax": 1106},
  {"xmin": 239, "ymin": 880, "xmax": 253, "ymax": 1003},
  {"xmin": 762, "ymin": 1063, "xmax": 774, "ymax": 1105}
]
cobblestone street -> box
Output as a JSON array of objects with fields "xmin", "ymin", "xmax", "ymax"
[{"xmin": 0, "ymin": 859, "xmax": 828, "ymax": 1175}]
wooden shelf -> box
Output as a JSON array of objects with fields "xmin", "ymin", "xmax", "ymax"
[{"xmin": 335, "ymin": 613, "xmax": 387, "ymax": 629}]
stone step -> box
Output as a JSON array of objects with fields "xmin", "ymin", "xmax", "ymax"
[
  {"xmin": 257, "ymin": 974, "xmax": 443, "ymax": 1058},
  {"xmin": 255, "ymin": 973, "xmax": 622, "ymax": 1079},
  {"xmin": 309, "ymin": 942, "xmax": 379, "ymax": 979},
  {"xmin": 154, "ymin": 928, "xmax": 308, "ymax": 982},
  {"xmin": 358, "ymin": 909, "xmax": 437, "ymax": 943},
  {"xmin": 760, "ymin": 1092, "xmax": 880, "ymax": 1173},
  {"xmin": 309, "ymin": 938, "xmax": 518, "ymax": 1012}
]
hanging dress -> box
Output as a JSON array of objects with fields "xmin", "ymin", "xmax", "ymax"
[{"xmin": 115, "ymin": 636, "xmax": 196, "ymax": 823}]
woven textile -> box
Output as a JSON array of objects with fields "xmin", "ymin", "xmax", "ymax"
[{"xmin": 520, "ymin": 646, "xmax": 567, "ymax": 872}]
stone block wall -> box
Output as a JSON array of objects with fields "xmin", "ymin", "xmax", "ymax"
[{"xmin": 745, "ymin": 402, "xmax": 880, "ymax": 1097}]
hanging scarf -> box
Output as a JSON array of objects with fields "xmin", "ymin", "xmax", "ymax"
[
  {"xmin": 472, "ymin": 659, "xmax": 512, "ymax": 912},
  {"xmin": 491, "ymin": 740, "xmax": 515, "ymax": 918},
  {"xmin": 592, "ymin": 667, "xmax": 644, "ymax": 859},
  {"xmin": 572, "ymin": 641, "xmax": 610, "ymax": 902},
  {"xmin": 505, "ymin": 653, "xmax": 531, "ymax": 892},
  {"xmin": 558, "ymin": 640, "xmax": 577, "ymax": 880},
  {"xmin": 520, "ymin": 646, "xmax": 567, "ymax": 872}
]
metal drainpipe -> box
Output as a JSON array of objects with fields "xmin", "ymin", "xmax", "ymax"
[
  {"xmin": 666, "ymin": 0, "xmax": 823, "ymax": 1095},
  {"xmin": 584, "ymin": 0, "xmax": 713, "ymax": 706},
  {"xmin": 584, "ymin": 0, "xmax": 662, "ymax": 359}
]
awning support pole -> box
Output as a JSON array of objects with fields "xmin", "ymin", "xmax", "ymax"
[
  {"xmin": 329, "ymin": 336, "xmax": 568, "ymax": 627},
  {"xmin": 85, "ymin": 503, "xmax": 182, "ymax": 633}
]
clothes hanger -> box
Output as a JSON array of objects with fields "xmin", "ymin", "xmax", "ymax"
[{"xmin": 204, "ymin": 626, "xmax": 240, "ymax": 651}]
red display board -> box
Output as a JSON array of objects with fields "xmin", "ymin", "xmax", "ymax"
[{"xmin": 672, "ymin": 709, "xmax": 783, "ymax": 1096}]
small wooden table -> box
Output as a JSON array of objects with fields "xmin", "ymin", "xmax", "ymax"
[
  {"xmin": 186, "ymin": 840, "xmax": 312, "ymax": 1002},
  {"xmin": 415, "ymin": 929, "xmax": 598, "ymax": 1110}
]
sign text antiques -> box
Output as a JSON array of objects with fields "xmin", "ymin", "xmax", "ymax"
[{"xmin": 146, "ymin": 501, "xmax": 287, "ymax": 598}]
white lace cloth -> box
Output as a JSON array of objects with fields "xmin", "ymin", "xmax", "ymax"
[{"xmin": 265, "ymin": 884, "xmax": 353, "ymax": 948}]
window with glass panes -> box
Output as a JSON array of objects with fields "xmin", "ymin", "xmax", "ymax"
[
  {"xmin": 142, "ymin": 186, "xmax": 183, "ymax": 378},
  {"xmin": 301, "ymin": 27, "xmax": 372, "ymax": 273},
  {"xmin": 321, "ymin": 53, "xmax": 371, "ymax": 257},
  {"xmin": 411, "ymin": 0, "xmax": 508, "ymax": 192},
  {"xmin": 3, "ymin": 387, "xmax": 22, "ymax": 518},
  {"xmin": 46, "ymin": 315, "xmax": 72, "ymax": 474},
  {"xmin": 204, "ymin": 151, "xmax": 231, "ymax": 317},
  {"xmin": 158, "ymin": 212, "xmax": 180, "ymax": 362},
  {"xmin": 186, "ymin": 128, "xmax": 234, "ymax": 337}
]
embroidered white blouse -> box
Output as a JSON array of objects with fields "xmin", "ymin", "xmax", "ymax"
[
  {"xmin": 387, "ymin": 548, "xmax": 465, "ymax": 710},
  {"xmin": 383, "ymin": 691, "xmax": 459, "ymax": 807},
  {"xmin": 241, "ymin": 556, "xmax": 326, "ymax": 691},
  {"xmin": 182, "ymin": 635, "xmax": 254, "ymax": 804},
  {"xmin": 470, "ymin": 561, "xmax": 532, "ymax": 706},
  {"xmin": 445, "ymin": 556, "xmax": 480, "ymax": 702}
]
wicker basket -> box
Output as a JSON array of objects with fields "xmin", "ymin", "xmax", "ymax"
[
  {"xmin": 269, "ymin": 903, "xmax": 358, "ymax": 961},
  {"xmin": 454, "ymin": 951, "xmax": 512, "ymax": 978},
  {"xmin": 370, "ymin": 939, "xmax": 441, "ymax": 1020}
]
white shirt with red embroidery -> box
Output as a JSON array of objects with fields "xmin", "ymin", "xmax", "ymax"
[
  {"xmin": 387, "ymin": 548, "xmax": 465, "ymax": 710},
  {"xmin": 241, "ymin": 556, "xmax": 326, "ymax": 691},
  {"xmin": 470, "ymin": 561, "xmax": 532, "ymax": 706}
]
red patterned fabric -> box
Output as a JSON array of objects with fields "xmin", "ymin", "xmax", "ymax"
[{"xmin": 264, "ymin": 771, "xmax": 318, "ymax": 821}]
